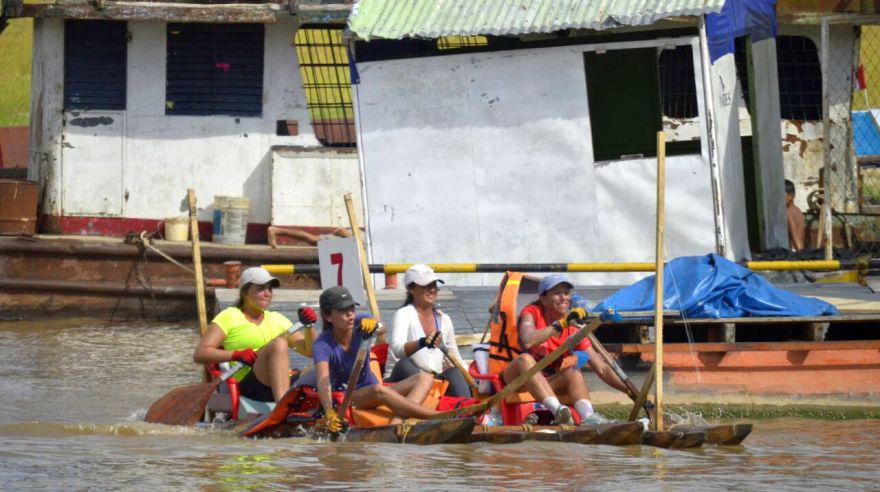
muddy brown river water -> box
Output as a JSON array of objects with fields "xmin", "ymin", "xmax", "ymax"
[{"xmin": 0, "ymin": 319, "xmax": 878, "ymax": 490}]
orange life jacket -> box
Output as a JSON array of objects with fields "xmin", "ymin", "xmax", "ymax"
[{"xmin": 488, "ymin": 272, "xmax": 527, "ymax": 374}]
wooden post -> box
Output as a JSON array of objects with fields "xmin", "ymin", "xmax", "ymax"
[
  {"xmin": 654, "ymin": 132, "xmax": 666, "ymax": 431},
  {"xmin": 344, "ymin": 193, "xmax": 385, "ymax": 343},
  {"xmin": 187, "ymin": 189, "xmax": 208, "ymax": 336},
  {"xmin": 187, "ymin": 189, "xmax": 209, "ymax": 385}
]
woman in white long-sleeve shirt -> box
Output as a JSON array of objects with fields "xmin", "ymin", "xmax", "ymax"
[{"xmin": 384, "ymin": 264, "xmax": 471, "ymax": 397}]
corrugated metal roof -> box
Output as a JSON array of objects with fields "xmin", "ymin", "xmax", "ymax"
[{"xmin": 348, "ymin": 0, "xmax": 725, "ymax": 41}]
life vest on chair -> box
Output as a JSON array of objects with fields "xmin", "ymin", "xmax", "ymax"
[{"xmin": 488, "ymin": 271, "xmax": 528, "ymax": 375}]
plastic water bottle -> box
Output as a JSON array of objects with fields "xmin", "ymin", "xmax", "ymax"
[{"xmin": 485, "ymin": 407, "xmax": 503, "ymax": 426}]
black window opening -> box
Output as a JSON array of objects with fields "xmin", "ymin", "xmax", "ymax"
[
  {"xmin": 64, "ymin": 20, "xmax": 127, "ymax": 111},
  {"xmin": 658, "ymin": 45, "xmax": 699, "ymax": 119},
  {"xmin": 734, "ymin": 35, "xmax": 822, "ymax": 120},
  {"xmin": 166, "ymin": 23, "xmax": 264, "ymax": 117},
  {"xmin": 294, "ymin": 27, "xmax": 355, "ymax": 147},
  {"xmin": 585, "ymin": 47, "xmax": 701, "ymax": 162}
]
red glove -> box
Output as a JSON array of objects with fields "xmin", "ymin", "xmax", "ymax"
[
  {"xmin": 231, "ymin": 348, "xmax": 258, "ymax": 366},
  {"xmin": 298, "ymin": 306, "xmax": 317, "ymax": 325}
]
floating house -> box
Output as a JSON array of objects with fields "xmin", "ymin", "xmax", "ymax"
[{"xmin": 5, "ymin": 0, "xmax": 878, "ymax": 284}]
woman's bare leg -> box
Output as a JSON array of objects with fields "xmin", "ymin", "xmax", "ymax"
[
  {"xmin": 252, "ymin": 337, "xmax": 291, "ymax": 402},
  {"xmin": 547, "ymin": 366, "xmax": 590, "ymax": 402},
  {"xmin": 352, "ymin": 382, "xmax": 440, "ymax": 424},
  {"xmin": 502, "ymin": 354, "xmax": 555, "ymax": 402}
]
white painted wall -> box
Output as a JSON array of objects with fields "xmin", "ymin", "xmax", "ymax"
[
  {"xmin": 31, "ymin": 19, "xmax": 324, "ymax": 225},
  {"xmin": 708, "ymin": 52, "xmax": 751, "ymax": 260},
  {"xmin": 750, "ymin": 37, "xmax": 789, "ymax": 249},
  {"xmin": 28, "ymin": 18, "xmax": 65, "ymax": 216},
  {"xmin": 355, "ymin": 43, "xmax": 720, "ymax": 286},
  {"xmin": 271, "ymin": 147, "xmax": 363, "ymax": 228}
]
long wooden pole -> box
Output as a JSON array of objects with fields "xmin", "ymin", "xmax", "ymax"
[
  {"xmin": 654, "ymin": 132, "xmax": 666, "ymax": 431},
  {"xmin": 187, "ymin": 189, "xmax": 209, "ymax": 383},
  {"xmin": 343, "ymin": 193, "xmax": 385, "ymax": 344},
  {"xmin": 187, "ymin": 189, "xmax": 208, "ymax": 335}
]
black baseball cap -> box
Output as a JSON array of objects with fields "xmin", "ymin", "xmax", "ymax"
[{"xmin": 319, "ymin": 286, "xmax": 359, "ymax": 311}]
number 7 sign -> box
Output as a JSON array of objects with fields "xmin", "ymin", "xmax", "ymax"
[{"xmin": 317, "ymin": 236, "xmax": 367, "ymax": 306}]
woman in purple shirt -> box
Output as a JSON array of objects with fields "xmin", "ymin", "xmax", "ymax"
[{"xmin": 313, "ymin": 286, "xmax": 440, "ymax": 432}]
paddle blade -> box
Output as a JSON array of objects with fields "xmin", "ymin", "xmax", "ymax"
[
  {"xmin": 144, "ymin": 379, "xmax": 220, "ymax": 426},
  {"xmin": 241, "ymin": 386, "xmax": 305, "ymax": 438}
]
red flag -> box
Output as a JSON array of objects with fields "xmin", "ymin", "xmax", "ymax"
[{"xmin": 857, "ymin": 63, "xmax": 867, "ymax": 90}]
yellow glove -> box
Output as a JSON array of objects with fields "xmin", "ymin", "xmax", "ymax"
[
  {"xmin": 558, "ymin": 307, "xmax": 588, "ymax": 331},
  {"xmin": 358, "ymin": 316, "xmax": 378, "ymax": 339},
  {"xmin": 323, "ymin": 408, "xmax": 347, "ymax": 434}
]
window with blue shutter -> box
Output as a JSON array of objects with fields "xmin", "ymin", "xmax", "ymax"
[
  {"xmin": 64, "ymin": 20, "xmax": 127, "ymax": 110},
  {"xmin": 165, "ymin": 23, "xmax": 264, "ymax": 117}
]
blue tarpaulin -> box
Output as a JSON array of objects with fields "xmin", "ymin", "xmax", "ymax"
[
  {"xmin": 706, "ymin": 0, "xmax": 777, "ymax": 63},
  {"xmin": 852, "ymin": 110, "xmax": 880, "ymax": 157},
  {"xmin": 592, "ymin": 254, "xmax": 838, "ymax": 318}
]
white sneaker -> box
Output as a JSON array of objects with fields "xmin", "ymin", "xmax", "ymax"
[
  {"xmin": 523, "ymin": 412, "xmax": 541, "ymax": 425},
  {"xmin": 578, "ymin": 412, "xmax": 611, "ymax": 426},
  {"xmin": 553, "ymin": 406, "xmax": 575, "ymax": 426}
]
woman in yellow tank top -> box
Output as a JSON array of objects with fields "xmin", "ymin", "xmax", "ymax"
[{"xmin": 193, "ymin": 267, "xmax": 318, "ymax": 402}]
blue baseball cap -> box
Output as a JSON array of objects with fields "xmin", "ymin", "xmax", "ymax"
[{"xmin": 538, "ymin": 273, "xmax": 573, "ymax": 295}]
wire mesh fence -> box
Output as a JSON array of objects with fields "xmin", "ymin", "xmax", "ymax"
[{"xmin": 821, "ymin": 18, "xmax": 880, "ymax": 257}]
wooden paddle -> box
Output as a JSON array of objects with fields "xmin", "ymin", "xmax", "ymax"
[
  {"xmin": 587, "ymin": 333, "xmax": 657, "ymax": 426},
  {"xmin": 437, "ymin": 344, "xmax": 479, "ymax": 395},
  {"xmin": 628, "ymin": 364, "xmax": 656, "ymax": 422},
  {"xmin": 335, "ymin": 193, "xmax": 382, "ymax": 426},
  {"xmin": 428, "ymin": 314, "xmax": 610, "ymax": 420},
  {"xmin": 145, "ymin": 363, "xmax": 243, "ymax": 426},
  {"xmin": 145, "ymin": 322, "xmax": 308, "ymax": 426}
]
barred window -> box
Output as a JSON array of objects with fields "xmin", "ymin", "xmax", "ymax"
[
  {"xmin": 658, "ymin": 45, "xmax": 698, "ymax": 119},
  {"xmin": 294, "ymin": 27, "xmax": 355, "ymax": 147},
  {"xmin": 165, "ymin": 23, "xmax": 264, "ymax": 117},
  {"xmin": 777, "ymin": 36, "xmax": 822, "ymax": 120},
  {"xmin": 735, "ymin": 35, "xmax": 822, "ymax": 120},
  {"xmin": 64, "ymin": 20, "xmax": 127, "ymax": 110}
]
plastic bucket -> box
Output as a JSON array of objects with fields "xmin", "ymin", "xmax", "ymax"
[
  {"xmin": 213, "ymin": 196, "xmax": 250, "ymax": 244},
  {"xmin": 472, "ymin": 343, "xmax": 492, "ymax": 394},
  {"xmin": 164, "ymin": 217, "xmax": 189, "ymax": 241},
  {"xmin": 0, "ymin": 179, "xmax": 38, "ymax": 235}
]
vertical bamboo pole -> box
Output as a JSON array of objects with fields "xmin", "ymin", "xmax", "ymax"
[
  {"xmin": 187, "ymin": 189, "xmax": 208, "ymax": 335},
  {"xmin": 344, "ymin": 193, "xmax": 385, "ymax": 343},
  {"xmin": 654, "ymin": 132, "xmax": 666, "ymax": 432},
  {"xmin": 187, "ymin": 189, "xmax": 209, "ymax": 384}
]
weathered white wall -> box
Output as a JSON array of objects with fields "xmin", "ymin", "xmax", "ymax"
[
  {"xmin": 709, "ymin": 52, "xmax": 751, "ymax": 260},
  {"xmin": 355, "ymin": 43, "xmax": 719, "ymax": 286},
  {"xmin": 28, "ymin": 18, "xmax": 64, "ymax": 216},
  {"xmin": 750, "ymin": 37, "xmax": 789, "ymax": 249},
  {"xmin": 271, "ymin": 147, "xmax": 363, "ymax": 227},
  {"xmin": 776, "ymin": 24, "xmax": 855, "ymax": 215},
  {"xmin": 31, "ymin": 19, "xmax": 324, "ymax": 225}
]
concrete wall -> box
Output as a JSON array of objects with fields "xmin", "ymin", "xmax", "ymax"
[
  {"xmin": 355, "ymin": 41, "xmax": 723, "ymax": 286},
  {"xmin": 270, "ymin": 147, "xmax": 363, "ymax": 228},
  {"xmin": 30, "ymin": 19, "xmax": 332, "ymax": 226},
  {"xmin": 777, "ymin": 24, "xmax": 857, "ymax": 215}
]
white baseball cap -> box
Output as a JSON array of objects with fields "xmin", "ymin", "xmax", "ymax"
[
  {"xmin": 239, "ymin": 266, "xmax": 281, "ymax": 288},
  {"xmin": 403, "ymin": 263, "xmax": 444, "ymax": 287}
]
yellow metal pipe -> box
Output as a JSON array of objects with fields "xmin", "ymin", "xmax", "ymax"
[
  {"xmin": 260, "ymin": 260, "xmax": 847, "ymax": 276},
  {"xmin": 744, "ymin": 260, "xmax": 840, "ymax": 271},
  {"xmin": 263, "ymin": 264, "xmax": 296, "ymax": 275},
  {"xmin": 566, "ymin": 262, "xmax": 655, "ymax": 272}
]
